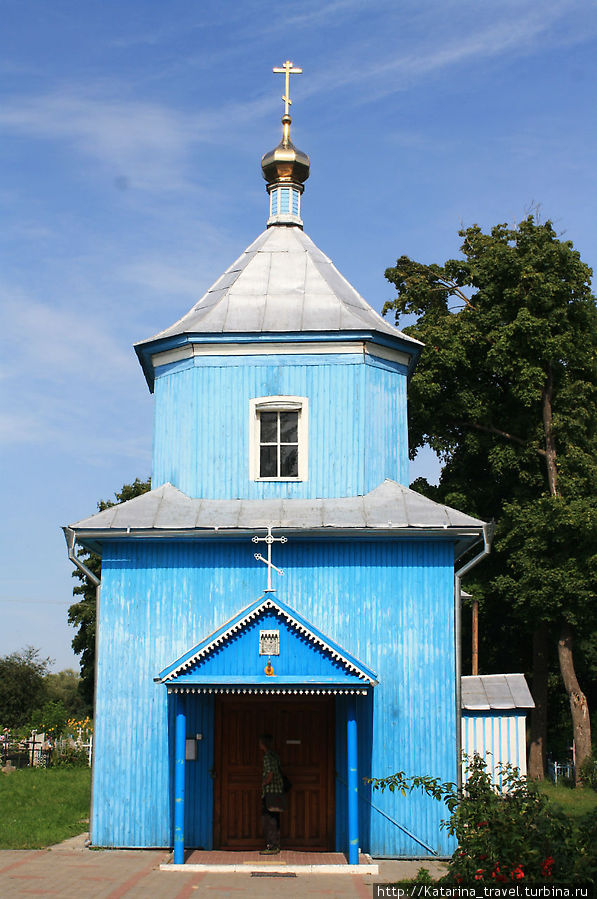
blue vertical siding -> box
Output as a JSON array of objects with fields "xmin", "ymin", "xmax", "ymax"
[
  {"xmin": 93, "ymin": 538, "xmax": 456, "ymax": 856},
  {"xmin": 152, "ymin": 353, "xmax": 408, "ymax": 498},
  {"xmin": 178, "ymin": 694, "xmax": 214, "ymax": 847}
]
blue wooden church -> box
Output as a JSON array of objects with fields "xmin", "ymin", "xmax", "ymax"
[{"xmin": 65, "ymin": 65, "xmax": 490, "ymax": 863}]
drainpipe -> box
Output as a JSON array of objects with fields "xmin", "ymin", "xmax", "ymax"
[
  {"xmin": 64, "ymin": 526, "xmax": 100, "ymax": 844},
  {"xmin": 65, "ymin": 528, "xmax": 100, "ymax": 587},
  {"xmin": 454, "ymin": 521, "xmax": 494, "ymax": 790}
]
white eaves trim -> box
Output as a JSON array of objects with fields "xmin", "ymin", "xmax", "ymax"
[{"xmin": 151, "ymin": 341, "xmax": 411, "ymax": 369}]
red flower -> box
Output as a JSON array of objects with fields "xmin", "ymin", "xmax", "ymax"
[
  {"xmin": 541, "ymin": 857, "xmax": 554, "ymax": 877},
  {"xmin": 492, "ymin": 866, "xmax": 508, "ymax": 882},
  {"xmin": 511, "ymin": 867, "xmax": 524, "ymax": 881},
  {"xmin": 474, "ymin": 870, "xmax": 485, "ymax": 881}
]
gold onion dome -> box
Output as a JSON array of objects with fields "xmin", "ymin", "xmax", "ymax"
[{"xmin": 261, "ymin": 113, "xmax": 310, "ymax": 186}]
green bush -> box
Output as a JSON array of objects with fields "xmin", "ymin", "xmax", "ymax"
[
  {"xmin": 573, "ymin": 811, "xmax": 597, "ymax": 882},
  {"xmin": 48, "ymin": 745, "xmax": 89, "ymax": 768},
  {"xmin": 579, "ymin": 756, "xmax": 597, "ymax": 791},
  {"xmin": 369, "ymin": 754, "xmax": 597, "ymax": 884}
]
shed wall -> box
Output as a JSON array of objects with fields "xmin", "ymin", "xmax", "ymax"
[
  {"xmin": 152, "ymin": 352, "xmax": 409, "ymax": 497},
  {"xmin": 92, "ymin": 538, "xmax": 456, "ymax": 856},
  {"xmin": 461, "ymin": 711, "xmax": 528, "ymax": 784}
]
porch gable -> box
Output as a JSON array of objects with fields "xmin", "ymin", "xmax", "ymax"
[{"xmin": 157, "ymin": 595, "xmax": 377, "ymax": 689}]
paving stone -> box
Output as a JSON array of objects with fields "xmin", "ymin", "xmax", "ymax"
[{"xmin": 0, "ymin": 835, "xmax": 447, "ymax": 897}]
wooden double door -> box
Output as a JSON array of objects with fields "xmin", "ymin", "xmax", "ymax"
[{"xmin": 213, "ymin": 695, "xmax": 335, "ymax": 849}]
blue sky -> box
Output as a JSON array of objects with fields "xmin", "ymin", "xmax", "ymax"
[{"xmin": 1, "ymin": 0, "xmax": 596, "ymax": 671}]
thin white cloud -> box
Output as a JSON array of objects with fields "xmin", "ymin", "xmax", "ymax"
[
  {"xmin": 0, "ymin": 283, "xmax": 152, "ymax": 457},
  {"xmin": 303, "ymin": 0, "xmax": 583, "ymax": 103},
  {"xmin": 119, "ymin": 260, "xmax": 205, "ymax": 298},
  {"xmin": 0, "ymin": 289, "xmax": 131, "ymax": 383},
  {"xmin": 0, "ymin": 376, "xmax": 152, "ymax": 462},
  {"xmin": 0, "ymin": 92, "xmax": 275, "ymax": 192},
  {"xmin": 0, "ymin": 95, "xmax": 195, "ymax": 192},
  {"xmin": 0, "ymin": 2, "xmax": 587, "ymax": 191}
]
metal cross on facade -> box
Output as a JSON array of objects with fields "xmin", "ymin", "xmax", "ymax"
[
  {"xmin": 273, "ymin": 60, "xmax": 302, "ymax": 116},
  {"xmin": 252, "ymin": 526, "xmax": 288, "ymax": 592}
]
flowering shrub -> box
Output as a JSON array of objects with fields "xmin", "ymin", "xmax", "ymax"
[
  {"xmin": 369, "ymin": 754, "xmax": 596, "ymax": 883},
  {"xmin": 65, "ymin": 717, "xmax": 93, "ymax": 740},
  {"xmin": 444, "ymin": 757, "xmax": 573, "ymax": 883},
  {"xmin": 30, "ymin": 700, "xmax": 69, "ymax": 738}
]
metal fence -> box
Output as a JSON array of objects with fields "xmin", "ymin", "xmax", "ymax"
[
  {"xmin": 0, "ymin": 732, "xmax": 92, "ymax": 768},
  {"xmin": 547, "ymin": 760, "xmax": 575, "ymax": 784}
]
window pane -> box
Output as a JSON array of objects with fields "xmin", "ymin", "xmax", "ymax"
[
  {"xmin": 279, "ymin": 411, "xmax": 298, "ymax": 443},
  {"xmin": 280, "ymin": 445, "xmax": 298, "ymax": 477},
  {"xmin": 260, "ymin": 445, "xmax": 278, "ymax": 477},
  {"xmin": 260, "ymin": 412, "xmax": 278, "ymax": 443}
]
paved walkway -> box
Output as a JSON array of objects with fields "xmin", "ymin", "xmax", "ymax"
[{"xmin": 0, "ymin": 834, "xmax": 447, "ymax": 897}]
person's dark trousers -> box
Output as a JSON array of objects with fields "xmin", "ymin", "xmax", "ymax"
[{"xmin": 261, "ymin": 797, "xmax": 280, "ymax": 848}]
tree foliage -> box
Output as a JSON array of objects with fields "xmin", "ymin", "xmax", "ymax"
[
  {"xmin": 0, "ymin": 647, "xmax": 52, "ymax": 729},
  {"xmin": 67, "ymin": 477, "xmax": 151, "ymax": 709},
  {"xmin": 384, "ymin": 217, "xmax": 597, "ymax": 776},
  {"xmin": 44, "ymin": 669, "xmax": 89, "ymax": 720}
]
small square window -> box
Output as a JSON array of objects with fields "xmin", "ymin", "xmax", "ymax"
[
  {"xmin": 250, "ymin": 396, "xmax": 308, "ymax": 481},
  {"xmin": 258, "ymin": 411, "xmax": 299, "ymax": 478}
]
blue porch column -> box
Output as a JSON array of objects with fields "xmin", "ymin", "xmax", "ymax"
[
  {"xmin": 174, "ymin": 692, "xmax": 186, "ymax": 864},
  {"xmin": 346, "ymin": 695, "xmax": 359, "ymax": 865}
]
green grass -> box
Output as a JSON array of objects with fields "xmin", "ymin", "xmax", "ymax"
[
  {"xmin": 0, "ymin": 767, "xmax": 91, "ymax": 849},
  {"xmin": 539, "ymin": 781, "xmax": 597, "ymax": 818}
]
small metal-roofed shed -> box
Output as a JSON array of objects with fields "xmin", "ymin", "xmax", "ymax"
[{"xmin": 461, "ymin": 674, "xmax": 535, "ymax": 783}]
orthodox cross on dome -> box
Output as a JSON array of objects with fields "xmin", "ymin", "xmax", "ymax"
[
  {"xmin": 252, "ymin": 526, "xmax": 288, "ymax": 593},
  {"xmin": 273, "ymin": 60, "xmax": 302, "ymax": 116}
]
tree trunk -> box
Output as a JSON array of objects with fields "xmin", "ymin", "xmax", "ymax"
[
  {"xmin": 528, "ymin": 624, "xmax": 549, "ymax": 780},
  {"xmin": 542, "ymin": 368, "xmax": 559, "ymax": 497},
  {"xmin": 542, "ymin": 371, "xmax": 593, "ymax": 782},
  {"xmin": 557, "ymin": 622, "xmax": 592, "ymax": 785}
]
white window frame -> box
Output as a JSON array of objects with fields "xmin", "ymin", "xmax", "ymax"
[{"xmin": 249, "ymin": 395, "xmax": 308, "ymax": 481}]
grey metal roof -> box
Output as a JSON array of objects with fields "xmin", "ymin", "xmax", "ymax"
[
  {"xmin": 68, "ymin": 479, "xmax": 484, "ymax": 534},
  {"xmin": 135, "ymin": 226, "xmax": 421, "ymax": 347},
  {"xmin": 461, "ymin": 674, "xmax": 535, "ymax": 711}
]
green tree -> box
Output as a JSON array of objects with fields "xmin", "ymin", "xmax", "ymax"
[
  {"xmin": 45, "ymin": 669, "xmax": 89, "ymax": 719},
  {"xmin": 384, "ymin": 217, "xmax": 597, "ymax": 781},
  {"xmin": 0, "ymin": 647, "xmax": 52, "ymax": 728},
  {"xmin": 68, "ymin": 477, "xmax": 151, "ymax": 709}
]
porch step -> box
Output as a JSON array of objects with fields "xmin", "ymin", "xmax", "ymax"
[{"xmin": 159, "ymin": 849, "xmax": 378, "ymax": 875}]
